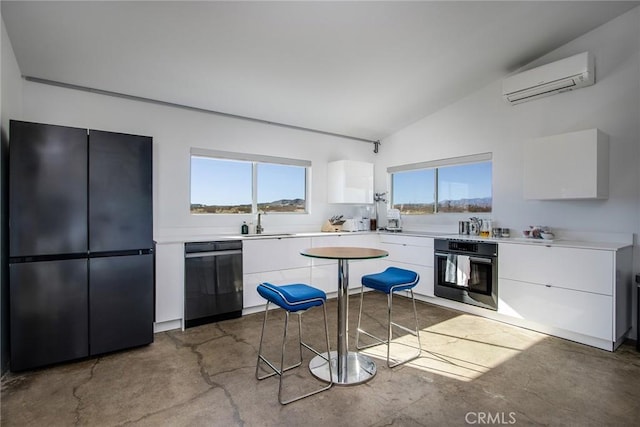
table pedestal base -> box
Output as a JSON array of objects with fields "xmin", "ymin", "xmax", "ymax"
[{"xmin": 309, "ymin": 351, "xmax": 376, "ymax": 386}]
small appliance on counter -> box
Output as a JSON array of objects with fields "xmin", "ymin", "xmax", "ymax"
[
  {"xmin": 321, "ymin": 215, "xmax": 346, "ymax": 232},
  {"xmin": 521, "ymin": 225, "xmax": 554, "ymax": 240},
  {"xmin": 386, "ymin": 209, "xmax": 402, "ymax": 232},
  {"xmin": 343, "ymin": 216, "xmax": 370, "ymax": 231},
  {"xmin": 341, "ymin": 218, "xmax": 359, "ymax": 232}
]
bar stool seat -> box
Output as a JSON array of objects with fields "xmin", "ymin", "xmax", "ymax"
[
  {"xmin": 361, "ymin": 267, "xmax": 420, "ymax": 293},
  {"xmin": 357, "ymin": 267, "xmax": 422, "ymax": 367},
  {"xmin": 255, "ymin": 282, "xmax": 333, "ymax": 404}
]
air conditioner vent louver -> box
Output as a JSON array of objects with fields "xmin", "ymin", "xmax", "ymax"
[{"xmin": 503, "ymin": 52, "xmax": 594, "ymax": 105}]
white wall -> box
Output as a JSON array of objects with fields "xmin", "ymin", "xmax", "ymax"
[
  {"xmin": 378, "ymin": 7, "xmax": 640, "ymax": 338},
  {"xmin": 19, "ymin": 82, "xmax": 377, "ymax": 241},
  {"xmin": 1, "ymin": 14, "xmax": 24, "ymax": 374},
  {"xmin": 1, "ymin": 16, "xmax": 22, "ymax": 131}
]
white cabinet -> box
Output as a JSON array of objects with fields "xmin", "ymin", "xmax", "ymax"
[
  {"xmin": 242, "ymin": 237, "xmax": 312, "ymax": 274},
  {"xmin": 498, "ymin": 242, "xmax": 630, "ymax": 350},
  {"xmin": 378, "ymin": 234, "xmax": 434, "ymax": 297},
  {"xmin": 499, "ymin": 278, "xmax": 612, "ymax": 340},
  {"xmin": 523, "ymin": 128, "xmax": 609, "ymax": 200},
  {"xmin": 327, "ymin": 160, "xmax": 374, "ymax": 204},
  {"xmin": 154, "ymin": 242, "xmax": 185, "ymax": 331},
  {"xmin": 498, "ymin": 243, "xmax": 613, "ymax": 295},
  {"xmin": 242, "ymin": 237, "xmax": 312, "ymax": 308}
]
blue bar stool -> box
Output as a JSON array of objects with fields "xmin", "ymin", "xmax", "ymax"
[
  {"xmin": 356, "ymin": 267, "xmax": 422, "ymax": 367},
  {"xmin": 255, "ymin": 282, "xmax": 333, "ymax": 404}
]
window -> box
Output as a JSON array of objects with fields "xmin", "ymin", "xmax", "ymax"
[
  {"xmin": 190, "ymin": 149, "xmax": 309, "ymax": 214},
  {"xmin": 389, "ymin": 153, "xmax": 492, "ymax": 215},
  {"xmin": 390, "ymin": 169, "xmax": 435, "ymax": 214}
]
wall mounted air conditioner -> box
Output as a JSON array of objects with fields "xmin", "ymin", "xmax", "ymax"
[{"xmin": 502, "ymin": 52, "xmax": 594, "ymax": 105}]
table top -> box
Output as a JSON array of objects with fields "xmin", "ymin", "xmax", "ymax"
[{"xmin": 300, "ymin": 246, "xmax": 389, "ymax": 260}]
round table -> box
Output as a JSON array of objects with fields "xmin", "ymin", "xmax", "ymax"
[{"xmin": 300, "ymin": 246, "xmax": 388, "ymax": 385}]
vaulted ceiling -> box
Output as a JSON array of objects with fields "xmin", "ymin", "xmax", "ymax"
[{"xmin": 2, "ymin": 1, "xmax": 638, "ymax": 141}]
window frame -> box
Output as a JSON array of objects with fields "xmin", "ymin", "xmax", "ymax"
[
  {"xmin": 190, "ymin": 148, "xmax": 311, "ymax": 215},
  {"xmin": 388, "ymin": 153, "xmax": 492, "ymax": 215}
]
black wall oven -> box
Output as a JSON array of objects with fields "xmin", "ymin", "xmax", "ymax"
[{"xmin": 434, "ymin": 239, "xmax": 498, "ymax": 311}]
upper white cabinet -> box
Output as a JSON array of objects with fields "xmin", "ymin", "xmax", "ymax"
[
  {"xmin": 327, "ymin": 160, "xmax": 374, "ymax": 204},
  {"xmin": 523, "ymin": 128, "xmax": 609, "ymax": 200}
]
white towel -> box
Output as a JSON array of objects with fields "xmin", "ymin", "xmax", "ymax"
[
  {"xmin": 445, "ymin": 254, "xmax": 457, "ymax": 283},
  {"xmin": 456, "ymin": 255, "xmax": 471, "ymax": 287}
]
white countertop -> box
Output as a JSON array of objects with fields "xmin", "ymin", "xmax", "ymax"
[
  {"xmin": 154, "ymin": 230, "xmax": 377, "ymax": 244},
  {"xmin": 155, "ymin": 229, "xmax": 631, "ymax": 251},
  {"xmin": 398, "ymin": 231, "xmax": 632, "ymax": 250}
]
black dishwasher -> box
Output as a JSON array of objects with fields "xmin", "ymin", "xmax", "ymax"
[{"xmin": 185, "ymin": 241, "xmax": 243, "ymax": 328}]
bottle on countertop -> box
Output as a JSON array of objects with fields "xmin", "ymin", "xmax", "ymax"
[{"xmin": 241, "ymin": 221, "xmax": 249, "ymax": 235}]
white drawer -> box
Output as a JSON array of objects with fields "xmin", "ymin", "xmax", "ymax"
[
  {"xmin": 380, "ymin": 242, "xmax": 433, "ymax": 267},
  {"xmin": 499, "ymin": 279, "xmax": 613, "ymax": 340},
  {"xmin": 380, "ymin": 234, "xmax": 434, "ymax": 247}
]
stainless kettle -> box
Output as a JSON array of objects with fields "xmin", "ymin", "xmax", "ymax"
[
  {"xmin": 469, "ymin": 217, "xmax": 481, "ymax": 236},
  {"xmin": 458, "ymin": 221, "xmax": 470, "ymax": 235}
]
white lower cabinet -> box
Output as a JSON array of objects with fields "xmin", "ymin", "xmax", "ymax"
[
  {"xmin": 379, "ymin": 234, "xmax": 434, "ymax": 297},
  {"xmin": 498, "ymin": 242, "xmax": 631, "ymax": 350},
  {"xmin": 499, "ymin": 279, "xmax": 613, "ymax": 341},
  {"xmin": 154, "ymin": 242, "xmax": 185, "ymax": 331},
  {"xmin": 242, "ymin": 237, "xmax": 312, "ymax": 274},
  {"xmin": 242, "ymin": 237, "xmax": 312, "ymax": 308}
]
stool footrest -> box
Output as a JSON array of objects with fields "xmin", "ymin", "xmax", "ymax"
[
  {"xmin": 356, "ymin": 328, "xmax": 389, "ymax": 348},
  {"xmin": 256, "ymin": 356, "xmax": 302, "ymax": 380},
  {"xmin": 255, "ymin": 293, "xmax": 333, "ymax": 405}
]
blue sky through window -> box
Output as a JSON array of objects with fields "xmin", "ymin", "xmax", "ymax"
[
  {"xmin": 191, "ymin": 156, "xmax": 306, "ymax": 207},
  {"xmin": 438, "ymin": 162, "xmax": 492, "ymax": 201},
  {"xmin": 191, "ymin": 156, "xmax": 252, "ymax": 205},
  {"xmin": 257, "ymin": 163, "xmax": 305, "ymax": 203},
  {"xmin": 392, "ymin": 161, "xmax": 492, "ymax": 213},
  {"xmin": 393, "ymin": 169, "xmax": 435, "ymax": 204}
]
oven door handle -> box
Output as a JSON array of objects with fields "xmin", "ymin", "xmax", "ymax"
[{"xmin": 435, "ymin": 252, "xmax": 493, "ymax": 265}]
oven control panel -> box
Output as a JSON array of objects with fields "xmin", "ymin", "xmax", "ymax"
[{"xmin": 434, "ymin": 239, "xmax": 497, "ymax": 257}]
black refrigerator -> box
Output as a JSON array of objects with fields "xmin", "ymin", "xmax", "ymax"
[{"xmin": 9, "ymin": 120, "xmax": 154, "ymax": 371}]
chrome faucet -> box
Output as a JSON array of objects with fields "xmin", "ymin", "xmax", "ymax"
[{"xmin": 256, "ymin": 212, "xmax": 264, "ymax": 234}]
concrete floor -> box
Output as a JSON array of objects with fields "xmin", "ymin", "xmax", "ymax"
[{"xmin": 2, "ymin": 293, "xmax": 640, "ymax": 426}]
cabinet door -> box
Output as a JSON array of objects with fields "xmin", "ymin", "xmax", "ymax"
[
  {"xmin": 549, "ymin": 247, "xmax": 613, "ymax": 295},
  {"xmin": 381, "ymin": 242, "xmax": 433, "ymax": 267},
  {"xmin": 499, "ymin": 279, "xmax": 612, "ymax": 340},
  {"xmin": 9, "ymin": 121, "xmax": 88, "ymax": 257},
  {"xmin": 155, "ymin": 243, "xmax": 184, "ymax": 324},
  {"xmin": 242, "ymin": 237, "xmax": 312, "ymax": 274},
  {"xmin": 10, "ymin": 259, "xmax": 88, "ymax": 370},
  {"xmin": 523, "ymin": 129, "xmax": 608, "ymax": 200},
  {"xmin": 89, "ymin": 254, "xmax": 154, "ymax": 355},
  {"xmin": 498, "ymin": 243, "xmax": 550, "ymax": 284},
  {"xmin": 89, "ymin": 130, "xmax": 153, "ymax": 252},
  {"xmin": 327, "ymin": 160, "xmax": 373, "ymax": 204}
]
